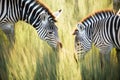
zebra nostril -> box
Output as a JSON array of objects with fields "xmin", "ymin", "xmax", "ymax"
[
  {"xmin": 77, "ymin": 43, "xmax": 79, "ymax": 46},
  {"xmin": 80, "ymin": 48, "xmax": 83, "ymax": 51}
]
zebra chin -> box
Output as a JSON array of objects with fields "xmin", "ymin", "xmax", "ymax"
[
  {"xmin": 76, "ymin": 50, "xmax": 88, "ymax": 59},
  {"xmin": 48, "ymin": 41, "xmax": 62, "ymax": 49}
]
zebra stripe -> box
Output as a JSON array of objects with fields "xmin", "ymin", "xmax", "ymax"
[
  {"xmin": 73, "ymin": 10, "xmax": 120, "ymax": 55},
  {"xmin": 0, "ymin": 0, "xmax": 62, "ymax": 48}
]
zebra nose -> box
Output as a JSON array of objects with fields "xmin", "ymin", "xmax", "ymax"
[
  {"xmin": 57, "ymin": 41, "xmax": 62, "ymax": 48},
  {"xmin": 80, "ymin": 48, "xmax": 83, "ymax": 51}
]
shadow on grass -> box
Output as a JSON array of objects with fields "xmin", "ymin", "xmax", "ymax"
[
  {"xmin": 34, "ymin": 48, "xmax": 60, "ymax": 80},
  {"xmin": 0, "ymin": 30, "xmax": 10, "ymax": 80},
  {"xmin": 79, "ymin": 50, "xmax": 120, "ymax": 80},
  {"xmin": 116, "ymin": 49, "xmax": 120, "ymax": 80}
]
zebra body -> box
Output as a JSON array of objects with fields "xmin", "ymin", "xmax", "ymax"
[
  {"xmin": 0, "ymin": 0, "xmax": 62, "ymax": 48},
  {"xmin": 73, "ymin": 10, "xmax": 120, "ymax": 56}
]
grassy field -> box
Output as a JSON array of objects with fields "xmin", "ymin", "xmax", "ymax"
[{"xmin": 0, "ymin": 0, "xmax": 120, "ymax": 80}]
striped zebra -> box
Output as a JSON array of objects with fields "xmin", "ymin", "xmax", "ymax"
[
  {"xmin": 0, "ymin": 0, "xmax": 62, "ymax": 48},
  {"xmin": 73, "ymin": 10, "xmax": 120, "ymax": 65}
]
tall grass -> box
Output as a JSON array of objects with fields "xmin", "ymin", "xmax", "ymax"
[{"xmin": 0, "ymin": 0, "xmax": 119, "ymax": 80}]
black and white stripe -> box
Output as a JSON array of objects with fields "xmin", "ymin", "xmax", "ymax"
[
  {"xmin": 0, "ymin": 0, "xmax": 62, "ymax": 48},
  {"xmin": 73, "ymin": 10, "xmax": 120, "ymax": 55}
]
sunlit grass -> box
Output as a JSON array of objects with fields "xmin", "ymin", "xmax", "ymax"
[{"xmin": 0, "ymin": 0, "xmax": 119, "ymax": 80}]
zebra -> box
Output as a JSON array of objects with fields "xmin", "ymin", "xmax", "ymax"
[
  {"xmin": 73, "ymin": 10, "xmax": 120, "ymax": 66},
  {"xmin": 0, "ymin": 0, "xmax": 62, "ymax": 48},
  {"xmin": 117, "ymin": 9, "xmax": 120, "ymax": 16}
]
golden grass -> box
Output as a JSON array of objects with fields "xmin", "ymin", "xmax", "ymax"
[{"xmin": 0, "ymin": 0, "xmax": 120, "ymax": 80}]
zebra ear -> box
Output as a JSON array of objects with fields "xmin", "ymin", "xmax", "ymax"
[
  {"xmin": 72, "ymin": 29, "xmax": 78, "ymax": 35},
  {"xmin": 117, "ymin": 9, "xmax": 120, "ymax": 16},
  {"xmin": 53, "ymin": 9, "xmax": 62, "ymax": 19}
]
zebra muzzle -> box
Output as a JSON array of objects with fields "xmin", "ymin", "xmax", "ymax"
[{"xmin": 57, "ymin": 41, "xmax": 62, "ymax": 48}]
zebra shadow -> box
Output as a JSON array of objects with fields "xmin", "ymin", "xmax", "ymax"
[
  {"xmin": 78, "ymin": 47, "xmax": 120, "ymax": 80},
  {"xmin": 34, "ymin": 48, "xmax": 60, "ymax": 80},
  {"xmin": 0, "ymin": 30, "xmax": 10, "ymax": 80}
]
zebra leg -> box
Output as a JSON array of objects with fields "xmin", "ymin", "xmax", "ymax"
[
  {"xmin": 103, "ymin": 53, "xmax": 110, "ymax": 65},
  {"xmin": 116, "ymin": 49, "xmax": 120, "ymax": 64},
  {"xmin": 116, "ymin": 49, "xmax": 120, "ymax": 80},
  {"xmin": 99, "ymin": 53, "xmax": 110, "ymax": 69},
  {"xmin": 0, "ymin": 24, "xmax": 15, "ymax": 43},
  {"xmin": 99, "ymin": 47, "xmax": 111, "ymax": 68},
  {"xmin": 99, "ymin": 53, "xmax": 104, "ymax": 68}
]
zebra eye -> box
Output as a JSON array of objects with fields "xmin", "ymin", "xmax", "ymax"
[
  {"xmin": 40, "ymin": 13, "xmax": 47, "ymax": 21},
  {"xmin": 79, "ymin": 26, "xmax": 85, "ymax": 31},
  {"xmin": 77, "ymin": 23, "xmax": 85, "ymax": 31}
]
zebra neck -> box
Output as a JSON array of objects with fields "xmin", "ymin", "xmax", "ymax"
[
  {"xmin": 91, "ymin": 20, "xmax": 106, "ymax": 43},
  {"xmin": 20, "ymin": 0, "xmax": 44, "ymax": 28},
  {"xmin": 84, "ymin": 22, "xmax": 94, "ymax": 41},
  {"xmin": 83, "ymin": 21, "xmax": 101, "ymax": 42}
]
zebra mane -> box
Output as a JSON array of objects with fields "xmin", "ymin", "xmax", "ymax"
[
  {"xmin": 36, "ymin": 0, "xmax": 57, "ymax": 22},
  {"xmin": 81, "ymin": 10, "xmax": 115, "ymax": 23}
]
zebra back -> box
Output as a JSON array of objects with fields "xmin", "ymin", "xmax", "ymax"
[
  {"xmin": 35, "ymin": 0, "xmax": 57, "ymax": 22},
  {"xmin": 80, "ymin": 10, "xmax": 115, "ymax": 26}
]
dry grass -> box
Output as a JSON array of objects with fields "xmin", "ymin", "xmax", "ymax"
[{"xmin": 0, "ymin": 0, "xmax": 120, "ymax": 80}]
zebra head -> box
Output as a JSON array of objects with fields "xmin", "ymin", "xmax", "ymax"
[
  {"xmin": 37, "ymin": 9, "xmax": 62, "ymax": 49},
  {"xmin": 73, "ymin": 23, "xmax": 92, "ymax": 56}
]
